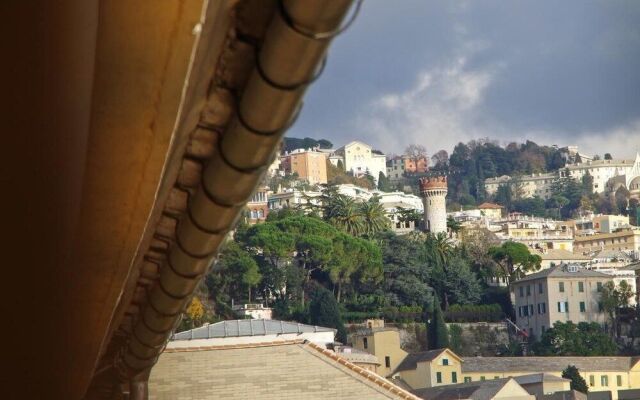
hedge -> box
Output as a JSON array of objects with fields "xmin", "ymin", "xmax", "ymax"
[{"xmin": 444, "ymin": 304, "xmax": 504, "ymax": 323}]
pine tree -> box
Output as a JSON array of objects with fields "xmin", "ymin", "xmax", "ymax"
[
  {"xmin": 426, "ymin": 296, "xmax": 449, "ymax": 349},
  {"xmin": 309, "ymin": 285, "xmax": 347, "ymax": 343},
  {"xmin": 562, "ymin": 365, "xmax": 589, "ymax": 393}
]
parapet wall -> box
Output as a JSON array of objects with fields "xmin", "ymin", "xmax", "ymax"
[{"xmin": 419, "ymin": 176, "xmax": 448, "ymax": 192}]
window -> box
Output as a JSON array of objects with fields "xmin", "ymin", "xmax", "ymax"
[
  {"xmin": 598, "ymin": 302, "xmax": 604, "ymax": 312},
  {"xmin": 442, "ymin": 358, "xmax": 449, "ymax": 366},
  {"xmin": 363, "ymin": 338, "xmax": 368, "ymax": 349},
  {"xmin": 519, "ymin": 286, "xmax": 524, "ymax": 297},
  {"xmin": 541, "ymin": 325, "xmax": 546, "ymax": 334},
  {"xmin": 385, "ymin": 356, "xmax": 391, "ymax": 368},
  {"xmin": 597, "ymin": 282, "xmax": 603, "ymax": 292},
  {"xmin": 559, "ymin": 282, "xmax": 565, "ymax": 292},
  {"xmin": 538, "ymin": 283, "xmax": 544, "ymax": 294},
  {"xmin": 464, "ymin": 377, "xmax": 472, "ymax": 383},
  {"xmin": 578, "ymin": 282, "xmax": 584, "ymax": 292},
  {"xmin": 580, "ymin": 301, "xmax": 586, "ymax": 312},
  {"xmin": 589, "ymin": 375, "xmax": 595, "ymax": 387},
  {"xmin": 529, "ymin": 304, "xmax": 534, "ymax": 316},
  {"xmin": 617, "ymin": 375, "xmax": 622, "ymax": 387},
  {"xmin": 452, "ymin": 372, "xmax": 457, "ymax": 383},
  {"xmin": 436, "ymin": 372, "xmax": 442, "ymax": 384},
  {"xmin": 526, "ymin": 285, "xmax": 531, "ymax": 296},
  {"xmin": 558, "ymin": 302, "xmax": 568, "ymax": 313},
  {"xmin": 601, "ymin": 375, "xmax": 609, "ymax": 387}
]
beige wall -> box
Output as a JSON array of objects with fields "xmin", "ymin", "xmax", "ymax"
[
  {"xmin": 397, "ymin": 350, "xmax": 463, "ymax": 390},
  {"xmin": 351, "ymin": 330, "xmax": 408, "ymax": 377},
  {"xmin": 512, "ymin": 275, "xmax": 607, "ymax": 337},
  {"xmin": 574, "ymin": 230, "xmax": 640, "ymax": 254},
  {"xmin": 289, "ymin": 151, "xmax": 328, "ymax": 184}
]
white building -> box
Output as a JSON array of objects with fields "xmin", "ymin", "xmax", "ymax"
[
  {"xmin": 485, "ymin": 153, "xmax": 640, "ymax": 199},
  {"xmin": 231, "ymin": 303, "xmax": 273, "ymax": 320},
  {"xmin": 331, "ymin": 141, "xmax": 387, "ymax": 183}
]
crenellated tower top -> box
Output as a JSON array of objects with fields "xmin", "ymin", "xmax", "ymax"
[{"xmin": 419, "ymin": 176, "xmax": 448, "ymax": 194}]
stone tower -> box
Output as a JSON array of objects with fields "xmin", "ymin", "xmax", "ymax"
[{"xmin": 419, "ymin": 176, "xmax": 448, "ymax": 234}]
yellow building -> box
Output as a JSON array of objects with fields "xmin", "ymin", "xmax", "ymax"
[
  {"xmin": 283, "ymin": 149, "xmax": 328, "ymax": 185},
  {"xmin": 350, "ymin": 323, "xmax": 408, "ymax": 377},
  {"xmin": 388, "ymin": 347, "xmax": 640, "ymax": 399},
  {"xmin": 477, "ymin": 202, "xmax": 504, "ymax": 220},
  {"xmin": 394, "ymin": 349, "xmax": 464, "ymax": 389},
  {"xmin": 574, "ymin": 228, "xmax": 640, "ymax": 255},
  {"xmin": 460, "ymin": 356, "xmax": 640, "ymax": 400}
]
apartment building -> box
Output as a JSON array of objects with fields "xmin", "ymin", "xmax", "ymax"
[
  {"xmin": 281, "ymin": 148, "xmax": 328, "ymax": 185},
  {"xmin": 511, "ymin": 265, "xmax": 609, "ymax": 338},
  {"xmin": 485, "ymin": 153, "xmax": 640, "ymax": 198},
  {"xmin": 386, "ymin": 155, "xmax": 428, "ymax": 181},
  {"xmin": 246, "ymin": 186, "xmax": 269, "ymax": 223},
  {"xmin": 574, "ymin": 228, "xmax": 640, "ymax": 257}
]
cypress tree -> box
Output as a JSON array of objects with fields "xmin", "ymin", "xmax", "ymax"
[
  {"xmin": 426, "ymin": 296, "xmax": 449, "ymax": 350},
  {"xmin": 309, "ymin": 286, "xmax": 347, "ymax": 343},
  {"xmin": 562, "ymin": 365, "xmax": 589, "ymax": 393}
]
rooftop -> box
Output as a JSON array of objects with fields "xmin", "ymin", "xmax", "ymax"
[
  {"xmin": 513, "ymin": 373, "xmax": 570, "ymax": 385},
  {"xmin": 172, "ymin": 319, "xmax": 335, "ymax": 341},
  {"xmin": 462, "ymin": 356, "xmax": 640, "ymax": 373},
  {"xmin": 533, "ymin": 248, "xmax": 591, "ymax": 261},
  {"xmin": 150, "ymin": 340, "xmax": 420, "ymax": 400},
  {"xmin": 513, "ymin": 264, "xmax": 611, "ymax": 283},
  {"xmin": 477, "ymin": 202, "xmax": 504, "ymax": 210},
  {"xmin": 394, "ymin": 349, "xmax": 449, "ymax": 372},
  {"xmin": 411, "ymin": 378, "xmax": 524, "ymax": 400}
]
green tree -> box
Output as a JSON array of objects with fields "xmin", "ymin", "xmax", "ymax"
[
  {"xmin": 488, "ymin": 241, "xmax": 542, "ymax": 281},
  {"xmin": 378, "ymin": 231, "xmax": 432, "ymax": 307},
  {"xmin": 328, "ymin": 233, "xmax": 382, "ymax": 302},
  {"xmin": 494, "ymin": 184, "xmax": 513, "ymax": 210},
  {"xmin": 397, "ymin": 207, "xmax": 422, "ymax": 229},
  {"xmin": 532, "ymin": 322, "xmax": 617, "ymax": 356},
  {"xmin": 378, "ymin": 171, "xmax": 393, "ymax": 191},
  {"xmin": 600, "ymin": 280, "xmax": 635, "ymax": 338},
  {"xmin": 309, "ymin": 285, "xmax": 347, "ymax": 343},
  {"xmin": 604, "ymin": 153, "xmax": 613, "ymax": 160},
  {"xmin": 426, "ymin": 295, "xmax": 449, "ymax": 349},
  {"xmin": 446, "ymin": 216, "xmax": 462, "ymax": 237},
  {"xmin": 562, "ymin": 365, "xmax": 589, "ymax": 394}
]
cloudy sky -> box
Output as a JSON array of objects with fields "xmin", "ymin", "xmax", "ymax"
[{"xmin": 286, "ymin": 0, "xmax": 640, "ymax": 159}]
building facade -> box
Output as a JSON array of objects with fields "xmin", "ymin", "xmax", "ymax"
[
  {"xmin": 574, "ymin": 228, "xmax": 640, "ymax": 258},
  {"xmin": 485, "ymin": 153, "xmax": 640, "ymax": 199},
  {"xmin": 386, "ymin": 155, "xmax": 428, "ymax": 181},
  {"xmin": 350, "ymin": 323, "xmax": 408, "ymax": 378},
  {"xmin": 332, "ymin": 141, "xmax": 387, "ymax": 183},
  {"xmin": 281, "ymin": 148, "xmax": 328, "ymax": 185},
  {"xmin": 246, "ymin": 186, "xmax": 269, "ymax": 223},
  {"xmin": 511, "ymin": 265, "xmax": 609, "ymax": 338}
]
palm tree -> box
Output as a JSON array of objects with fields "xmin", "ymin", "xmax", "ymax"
[
  {"xmin": 330, "ymin": 196, "xmax": 364, "ymax": 236},
  {"xmin": 359, "ymin": 197, "xmax": 389, "ymax": 236}
]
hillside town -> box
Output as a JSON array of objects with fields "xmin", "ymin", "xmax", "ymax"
[
  {"xmin": 149, "ymin": 138, "xmax": 640, "ymax": 400},
  {"xmin": 9, "ymin": 1, "xmax": 640, "ymax": 399}
]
